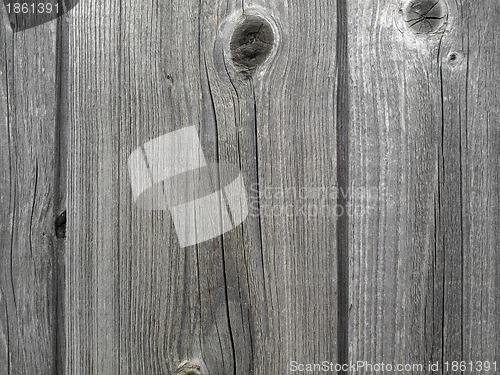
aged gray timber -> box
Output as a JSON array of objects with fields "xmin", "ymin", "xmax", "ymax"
[
  {"xmin": 65, "ymin": 0, "xmax": 340, "ymax": 373},
  {"xmin": 0, "ymin": 15, "xmax": 62, "ymax": 375},
  {"xmin": 347, "ymin": 0, "xmax": 499, "ymax": 369},
  {"xmin": 0, "ymin": 0, "xmax": 498, "ymax": 374}
]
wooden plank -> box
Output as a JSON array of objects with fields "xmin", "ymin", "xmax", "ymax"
[
  {"xmin": 0, "ymin": 15, "xmax": 61, "ymax": 375},
  {"xmin": 66, "ymin": 0, "xmax": 340, "ymax": 373},
  {"xmin": 347, "ymin": 0, "xmax": 499, "ymax": 369},
  {"xmin": 458, "ymin": 1, "xmax": 499, "ymax": 365},
  {"xmin": 207, "ymin": 0, "xmax": 340, "ymax": 372},
  {"xmin": 65, "ymin": 2, "xmax": 121, "ymax": 372},
  {"xmin": 347, "ymin": 0, "xmax": 439, "ymax": 365}
]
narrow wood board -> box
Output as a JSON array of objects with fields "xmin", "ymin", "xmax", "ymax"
[{"xmin": 0, "ymin": 14, "xmax": 62, "ymax": 375}]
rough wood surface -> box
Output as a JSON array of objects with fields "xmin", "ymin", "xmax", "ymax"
[
  {"xmin": 0, "ymin": 0, "xmax": 498, "ymax": 373},
  {"xmin": 0, "ymin": 16, "xmax": 62, "ymax": 375},
  {"xmin": 348, "ymin": 0, "xmax": 499, "ymax": 369},
  {"xmin": 65, "ymin": 1, "xmax": 340, "ymax": 373}
]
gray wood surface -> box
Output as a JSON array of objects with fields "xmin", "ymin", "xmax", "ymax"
[
  {"xmin": 348, "ymin": 0, "xmax": 499, "ymax": 370},
  {"xmin": 65, "ymin": 0, "xmax": 340, "ymax": 373},
  {"xmin": 0, "ymin": 0, "xmax": 497, "ymax": 374},
  {"xmin": 0, "ymin": 16, "xmax": 62, "ymax": 375}
]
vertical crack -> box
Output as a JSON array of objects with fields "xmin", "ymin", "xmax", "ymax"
[
  {"xmin": 336, "ymin": 0, "xmax": 349, "ymax": 371},
  {"xmin": 54, "ymin": 12, "xmax": 69, "ymax": 375},
  {"xmin": 438, "ymin": 42, "xmax": 446, "ymax": 369}
]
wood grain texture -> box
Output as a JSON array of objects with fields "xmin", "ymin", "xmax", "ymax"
[
  {"xmin": 0, "ymin": 16, "xmax": 62, "ymax": 375},
  {"xmin": 65, "ymin": 0, "xmax": 340, "ymax": 373},
  {"xmin": 347, "ymin": 0, "xmax": 499, "ymax": 369},
  {"xmin": 0, "ymin": 0, "xmax": 495, "ymax": 373},
  {"xmin": 456, "ymin": 1, "xmax": 499, "ymax": 365},
  {"xmin": 209, "ymin": 0, "xmax": 340, "ymax": 372}
]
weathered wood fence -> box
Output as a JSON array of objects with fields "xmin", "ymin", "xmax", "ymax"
[{"xmin": 0, "ymin": 0, "xmax": 498, "ymax": 374}]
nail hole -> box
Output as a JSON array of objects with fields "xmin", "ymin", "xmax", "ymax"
[
  {"xmin": 448, "ymin": 53, "xmax": 457, "ymax": 61},
  {"xmin": 230, "ymin": 15, "xmax": 274, "ymax": 72},
  {"xmin": 403, "ymin": 0, "xmax": 447, "ymax": 34}
]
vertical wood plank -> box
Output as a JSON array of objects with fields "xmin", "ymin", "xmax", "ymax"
[
  {"xmin": 0, "ymin": 15, "xmax": 61, "ymax": 375},
  {"xmin": 348, "ymin": 0, "xmax": 499, "ymax": 368},
  {"xmin": 65, "ymin": 1, "xmax": 233, "ymax": 373},
  {"xmin": 206, "ymin": 0, "xmax": 341, "ymax": 372},
  {"xmin": 457, "ymin": 1, "xmax": 499, "ymax": 365},
  {"xmin": 65, "ymin": 2, "xmax": 121, "ymax": 373}
]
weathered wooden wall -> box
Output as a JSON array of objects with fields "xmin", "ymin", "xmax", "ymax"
[{"xmin": 0, "ymin": 0, "xmax": 498, "ymax": 374}]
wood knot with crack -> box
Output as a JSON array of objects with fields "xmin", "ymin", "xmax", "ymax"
[{"xmin": 402, "ymin": 0, "xmax": 447, "ymax": 34}]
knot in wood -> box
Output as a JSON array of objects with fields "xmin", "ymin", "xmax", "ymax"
[
  {"xmin": 176, "ymin": 361, "xmax": 203, "ymax": 375},
  {"xmin": 402, "ymin": 0, "xmax": 447, "ymax": 34},
  {"xmin": 230, "ymin": 15, "xmax": 274, "ymax": 72}
]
